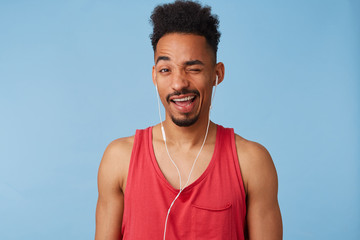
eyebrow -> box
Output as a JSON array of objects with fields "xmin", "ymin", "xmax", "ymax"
[
  {"xmin": 156, "ymin": 56, "xmax": 204, "ymax": 66},
  {"xmin": 184, "ymin": 60, "xmax": 204, "ymax": 66},
  {"xmin": 156, "ymin": 56, "xmax": 170, "ymax": 64}
]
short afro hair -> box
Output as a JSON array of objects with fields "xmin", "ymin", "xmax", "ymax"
[{"xmin": 150, "ymin": 0, "xmax": 221, "ymax": 59}]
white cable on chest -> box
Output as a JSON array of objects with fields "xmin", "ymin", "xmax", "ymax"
[{"xmin": 155, "ymin": 75, "xmax": 218, "ymax": 240}]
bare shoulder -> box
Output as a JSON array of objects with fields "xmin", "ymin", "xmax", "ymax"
[
  {"xmin": 234, "ymin": 134, "xmax": 278, "ymax": 195},
  {"xmin": 234, "ymin": 134, "xmax": 282, "ymax": 238},
  {"xmin": 100, "ymin": 136, "xmax": 135, "ymax": 169},
  {"xmin": 103, "ymin": 136, "xmax": 135, "ymax": 160},
  {"xmin": 98, "ymin": 136, "xmax": 135, "ymax": 192},
  {"xmin": 96, "ymin": 136, "xmax": 135, "ymax": 239},
  {"xmin": 234, "ymin": 134, "xmax": 273, "ymax": 165}
]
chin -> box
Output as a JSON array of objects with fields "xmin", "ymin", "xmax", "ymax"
[{"xmin": 171, "ymin": 114, "xmax": 199, "ymax": 127}]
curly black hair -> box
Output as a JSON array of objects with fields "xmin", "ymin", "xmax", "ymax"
[{"xmin": 150, "ymin": 0, "xmax": 221, "ymax": 59}]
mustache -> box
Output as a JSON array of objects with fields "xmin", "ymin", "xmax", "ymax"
[{"xmin": 166, "ymin": 89, "xmax": 200, "ymax": 103}]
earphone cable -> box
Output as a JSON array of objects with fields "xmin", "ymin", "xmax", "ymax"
[{"xmin": 155, "ymin": 76, "xmax": 218, "ymax": 240}]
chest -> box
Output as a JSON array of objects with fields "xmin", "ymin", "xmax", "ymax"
[
  {"xmin": 152, "ymin": 141, "xmax": 215, "ymax": 190},
  {"xmin": 123, "ymin": 138, "xmax": 247, "ymax": 240}
]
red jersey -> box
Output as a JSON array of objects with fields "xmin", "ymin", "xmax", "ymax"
[{"xmin": 121, "ymin": 125, "xmax": 246, "ymax": 239}]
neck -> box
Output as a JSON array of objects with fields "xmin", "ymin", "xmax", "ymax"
[{"xmin": 160, "ymin": 116, "xmax": 216, "ymax": 149}]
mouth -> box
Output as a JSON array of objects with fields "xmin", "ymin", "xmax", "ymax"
[
  {"xmin": 169, "ymin": 94, "xmax": 198, "ymax": 113},
  {"xmin": 166, "ymin": 90, "xmax": 200, "ymax": 114},
  {"xmin": 171, "ymin": 95, "xmax": 196, "ymax": 107}
]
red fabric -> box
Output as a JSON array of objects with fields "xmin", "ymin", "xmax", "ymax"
[{"xmin": 122, "ymin": 125, "xmax": 246, "ymax": 239}]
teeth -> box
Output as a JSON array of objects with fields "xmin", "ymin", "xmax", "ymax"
[{"xmin": 172, "ymin": 96, "xmax": 195, "ymax": 102}]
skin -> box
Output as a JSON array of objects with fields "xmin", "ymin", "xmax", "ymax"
[{"xmin": 95, "ymin": 33, "xmax": 282, "ymax": 240}]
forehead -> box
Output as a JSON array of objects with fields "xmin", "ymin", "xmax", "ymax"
[{"xmin": 154, "ymin": 33, "xmax": 214, "ymax": 64}]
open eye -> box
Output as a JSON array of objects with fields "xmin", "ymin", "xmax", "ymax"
[{"xmin": 159, "ymin": 68, "xmax": 170, "ymax": 73}]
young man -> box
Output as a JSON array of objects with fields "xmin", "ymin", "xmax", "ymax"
[{"xmin": 95, "ymin": 1, "xmax": 282, "ymax": 239}]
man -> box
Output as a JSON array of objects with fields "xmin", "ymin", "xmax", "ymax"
[{"xmin": 95, "ymin": 1, "xmax": 282, "ymax": 239}]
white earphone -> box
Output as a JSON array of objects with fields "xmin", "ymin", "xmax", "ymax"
[
  {"xmin": 210, "ymin": 75, "xmax": 218, "ymax": 109},
  {"xmin": 154, "ymin": 74, "xmax": 219, "ymax": 240}
]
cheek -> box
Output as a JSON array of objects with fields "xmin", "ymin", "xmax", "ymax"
[
  {"xmin": 202, "ymin": 86, "xmax": 215, "ymax": 105},
  {"xmin": 157, "ymin": 88, "xmax": 169, "ymax": 105},
  {"xmin": 197, "ymin": 81, "xmax": 213, "ymax": 96}
]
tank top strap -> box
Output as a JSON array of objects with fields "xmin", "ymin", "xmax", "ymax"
[
  {"xmin": 215, "ymin": 125, "xmax": 246, "ymax": 206},
  {"xmin": 123, "ymin": 127, "xmax": 151, "ymax": 199}
]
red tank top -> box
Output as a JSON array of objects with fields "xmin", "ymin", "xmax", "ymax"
[{"xmin": 122, "ymin": 125, "xmax": 246, "ymax": 239}]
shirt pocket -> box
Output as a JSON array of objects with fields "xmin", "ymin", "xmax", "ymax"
[{"xmin": 191, "ymin": 203, "xmax": 232, "ymax": 240}]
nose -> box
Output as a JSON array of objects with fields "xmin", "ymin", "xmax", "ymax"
[{"xmin": 171, "ymin": 70, "xmax": 190, "ymax": 92}]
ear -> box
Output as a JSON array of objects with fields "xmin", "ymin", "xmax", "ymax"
[
  {"xmin": 152, "ymin": 65, "xmax": 157, "ymax": 86},
  {"xmin": 214, "ymin": 62, "xmax": 225, "ymax": 86}
]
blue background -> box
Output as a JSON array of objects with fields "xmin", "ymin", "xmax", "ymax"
[{"xmin": 0, "ymin": 0, "xmax": 359, "ymax": 239}]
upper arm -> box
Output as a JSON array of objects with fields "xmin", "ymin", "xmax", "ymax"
[
  {"xmin": 236, "ymin": 136, "xmax": 283, "ymax": 240},
  {"xmin": 95, "ymin": 137, "xmax": 133, "ymax": 240}
]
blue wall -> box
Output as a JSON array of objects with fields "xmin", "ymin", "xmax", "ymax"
[{"xmin": 0, "ymin": 0, "xmax": 359, "ymax": 239}]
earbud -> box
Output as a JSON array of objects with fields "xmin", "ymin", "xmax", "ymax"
[{"xmin": 210, "ymin": 75, "xmax": 218, "ymax": 109}]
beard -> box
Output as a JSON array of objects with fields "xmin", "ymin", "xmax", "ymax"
[
  {"xmin": 166, "ymin": 89, "xmax": 201, "ymax": 127},
  {"xmin": 171, "ymin": 112, "xmax": 200, "ymax": 127}
]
